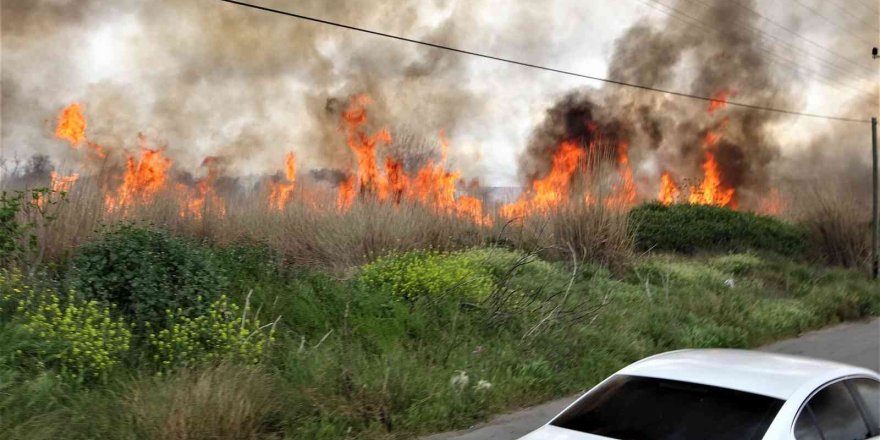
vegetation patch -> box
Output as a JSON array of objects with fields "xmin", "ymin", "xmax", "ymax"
[
  {"xmin": 359, "ymin": 249, "xmax": 495, "ymax": 303},
  {"xmin": 69, "ymin": 225, "xmax": 227, "ymax": 328},
  {"xmin": 629, "ymin": 202, "xmax": 807, "ymax": 256}
]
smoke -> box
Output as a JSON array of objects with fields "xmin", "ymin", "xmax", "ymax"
[
  {"xmin": 517, "ymin": 0, "xmax": 872, "ymax": 208},
  {"xmin": 2, "ymin": 0, "xmax": 875, "ymax": 199},
  {"xmin": 2, "ymin": 0, "xmax": 560, "ymax": 178}
]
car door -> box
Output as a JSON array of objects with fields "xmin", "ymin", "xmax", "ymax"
[{"xmin": 793, "ymin": 377, "xmax": 880, "ymax": 440}]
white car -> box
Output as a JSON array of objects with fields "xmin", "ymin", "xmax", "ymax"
[{"xmin": 517, "ymin": 349, "xmax": 880, "ymax": 440}]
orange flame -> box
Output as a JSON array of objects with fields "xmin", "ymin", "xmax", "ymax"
[
  {"xmin": 105, "ymin": 135, "xmax": 172, "ymax": 213},
  {"xmin": 337, "ymin": 174, "xmax": 356, "ymax": 210},
  {"xmin": 268, "ymin": 152, "xmax": 297, "ymax": 211},
  {"xmin": 687, "ymin": 91, "xmax": 737, "ymax": 208},
  {"xmin": 55, "ymin": 103, "xmax": 87, "ymax": 146},
  {"xmin": 500, "ymin": 141, "xmax": 584, "ymax": 218},
  {"xmin": 180, "ymin": 157, "xmax": 226, "ymax": 219},
  {"xmin": 688, "ymin": 151, "xmax": 736, "ymax": 208},
  {"xmin": 757, "ymin": 188, "xmax": 786, "ymax": 216},
  {"xmin": 658, "ymin": 171, "xmax": 679, "ymax": 205},
  {"xmin": 54, "ymin": 103, "xmax": 106, "ymax": 158},
  {"xmin": 605, "ymin": 142, "xmax": 637, "ymax": 208},
  {"xmin": 708, "ymin": 89, "xmax": 734, "ymax": 115},
  {"xmin": 334, "ymin": 96, "xmax": 488, "ymax": 223},
  {"xmin": 342, "ymin": 95, "xmax": 392, "ymax": 195},
  {"xmin": 36, "ymin": 171, "xmax": 79, "ymax": 208}
]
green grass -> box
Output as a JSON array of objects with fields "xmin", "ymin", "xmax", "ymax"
[
  {"xmin": 630, "ymin": 202, "xmax": 808, "ymax": 256},
  {"xmin": 1, "ymin": 241, "xmax": 878, "ymax": 439}
]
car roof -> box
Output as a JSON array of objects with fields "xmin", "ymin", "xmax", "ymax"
[{"xmin": 616, "ymin": 349, "xmax": 876, "ymax": 400}]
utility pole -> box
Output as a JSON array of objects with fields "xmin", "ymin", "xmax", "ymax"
[
  {"xmin": 873, "ymin": 117, "xmax": 878, "ymax": 279},
  {"xmin": 873, "ymin": 47, "xmax": 879, "ymax": 280}
]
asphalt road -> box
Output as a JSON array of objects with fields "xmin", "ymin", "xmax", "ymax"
[{"xmin": 423, "ymin": 318, "xmax": 880, "ymax": 440}]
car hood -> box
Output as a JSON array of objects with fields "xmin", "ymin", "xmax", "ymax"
[{"xmin": 518, "ymin": 425, "xmax": 618, "ymax": 440}]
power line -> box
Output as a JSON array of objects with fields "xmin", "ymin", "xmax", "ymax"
[
  {"xmin": 826, "ymin": 0, "xmax": 877, "ymax": 30},
  {"xmin": 217, "ymin": 0, "xmax": 871, "ymax": 124},
  {"xmin": 853, "ymin": 0, "xmax": 879, "ymax": 13},
  {"xmin": 790, "ymin": 0, "xmax": 875, "ymax": 47},
  {"xmin": 730, "ymin": 0, "xmax": 876, "ymax": 78},
  {"xmin": 641, "ymin": 0, "xmax": 874, "ymax": 95}
]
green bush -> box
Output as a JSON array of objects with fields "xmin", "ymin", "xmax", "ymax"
[
  {"xmin": 629, "ymin": 203, "xmax": 807, "ymax": 256},
  {"xmin": 0, "ymin": 272, "xmax": 131, "ymax": 381},
  {"xmin": 359, "ymin": 250, "xmax": 494, "ymax": 303},
  {"xmin": 69, "ymin": 225, "xmax": 226, "ymax": 328},
  {"xmin": 147, "ymin": 295, "xmax": 275, "ymax": 372}
]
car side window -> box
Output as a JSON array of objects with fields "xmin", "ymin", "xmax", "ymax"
[
  {"xmin": 796, "ymin": 382, "xmax": 871, "ymax": 440},
  {"xmin": 793, "ymin": 407, "xmax": 822, "ymax": 440},
  {"xmin": 848, "ymin": 378, "xmax": 880, "ymax": 428}
]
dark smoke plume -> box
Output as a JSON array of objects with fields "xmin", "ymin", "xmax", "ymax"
[{"xmin": 518, "ymin": 0, "xmax": 815, "ymax": 208}]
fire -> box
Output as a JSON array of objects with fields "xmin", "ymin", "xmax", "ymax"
[
  {"xmin": 686, "ymin": 92, "xmax": 737, "ymax": 208},
  {"xmin": 658, "ymin": 171, "xmax": 679, "ymax": 205},
  {"xmin": 688, "ymin": 151, "xmax": 736, "ymax": 208},
  {"xmin": 54, "ymin": 103, "xmax": 106, "ymax": 158},
  {"xmin": 757, "ymin": 188, "xmax": 786, "ymax": 216},
  {"xmin": 55, "ymin": 104, "xmax": 87, "ymax": 146},
  {"xmin": 605, "ymin": 142, "xmax": 637, "ymax": 208},
  {"xmin": 500, "ymin": 141, "xmax": 584, "ymax": 218},
  {"xmin": 104, "ymin": 135, "xmax": 172, "ymax": 213},
  {"xmin": 337, "ymin": 174, "xmax": 356, "ymax": 210},
  {"xmin": 334, "ymin": 95, "xmax": 489, "ymax": 224},
  {"xmin": 268, "ymin": 152, "xmax": 297, "ymax": 211},
  {"xmin": 36, "ymin": 171, "xmax": 79, "ymax": 208},
  {"xmin": 708, "ymin": 89, "xmax": 735, "ymax": 115},
  {"xmin": 180, "ymin": 157, "xmax": 226, "ymax": 220},
  {"xmin": 342, "ymin": 95, "xmax": 392, "ymax": 195}
]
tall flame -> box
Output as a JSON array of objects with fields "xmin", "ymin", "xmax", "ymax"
[
  {"xmin": 268, "ymin": 152, "xmax": 297, "ymax": 211},
  {"xmin": 55, "ymin": 103, "xmax": 87, "ymax": 146},
  {"xmin": 688, "ymin": 150, "xmax": 736, "ymax": 207},
  {"xmin": 708, "ymin": 89, "xmax": 735, "ymax": 115},
  {"xmin": 500, "ymin": 140, "xmax": 584, "ymax": 218},
  {"xmin": 54, "ymin": 103, "xmax": 106, "ymax": 158},
  {"xmin": 337, "ymin": 174, "xmax": 356, "ymax": 210},
  {"xmin": 36, "ymin": 171, "xmax": 79, "ymax": 208},
  {"xmin": 342, "ymin": 95, "xmax": 392, "ymax": 195},
  {"xmin": 658, "ymin": 171, "xmax": 679, "ymax": 205},
  {"xmin": 105, "ymin": 135, "xmax": 172, "ymax": 213},
  {"xmin": 180, "ymin": 157, "xmax": 226, "ymax": 219},
  {"xmin": 334, "ymin": 95, "xmax": 488, "ymax": 224},
  {"xmin": 686, "ymin": 91, "xmax": 737, "ymax": 208},
  {"xmin": 605, "ymin": 142, "xmax": 637, "ymax": 208}
]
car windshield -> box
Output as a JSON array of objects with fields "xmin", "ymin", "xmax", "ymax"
[{"xmin": 550, "ymin": 374, "xmax": 784, "ymax": 440}]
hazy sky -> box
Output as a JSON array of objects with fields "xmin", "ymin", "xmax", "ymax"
[{"xmin": 1, "ymin": 0, "xmax": 876, "ymax": 185}]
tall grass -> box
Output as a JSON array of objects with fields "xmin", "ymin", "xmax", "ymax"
[
  {"xmin": 3, "ymin": 170, "xmax": 634, "ymax": 272},
  {"xmin": 127, "ymin": 364, "xmax": 282, "ymax": 440},
  {"xmin": 790, "ymin": 185, "xmax": 871, "ymax": 272}
]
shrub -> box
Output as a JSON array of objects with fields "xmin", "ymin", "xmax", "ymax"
[
  {"xmin": 69, "ymin": 225, "xmax": 226, "ymax": 328},
  {"xmin": 629, "ymin": 203, "xmax": 807, "ymax": 256},
  {"xmin": 147, "ymin": 295, "xmax": 276, "ymax": 372},
  {"xmin": 127, "ymin": 363, "xmax": 282, "ymax": 440},
  {"xmin": 11, "ymin": 286, "xmax": 131, "ymax": 381},
  {"xmin": 359, "ymin": 250, "xmax": 494, "ymax": 303}
]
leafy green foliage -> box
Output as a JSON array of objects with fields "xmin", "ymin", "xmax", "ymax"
[
  {"xmin": 0, "ymin": 189, "xmax": 64, "ymax": 269},
  {"xmin": 69, "ymin": 225, "xmax": 226, "ymax": 328},
  {"xmin": 359, "ymin": 250, "xmax": 494, "ymax": 303},
  {"xmin": 147, "ymin": 295, "xmax": 275, "ymax": 372},
  {"xmin": 1, "ymin": 271, "xmax": 131, "ymax": 381},
  {"xmin": 629, "ymin": 203, "xmax": 807, "ymax": 256}
]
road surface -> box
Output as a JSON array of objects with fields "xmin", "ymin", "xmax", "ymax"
[{"xmin": 423, "ymin": 318, "xmax": 880, "ymax": 440}]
